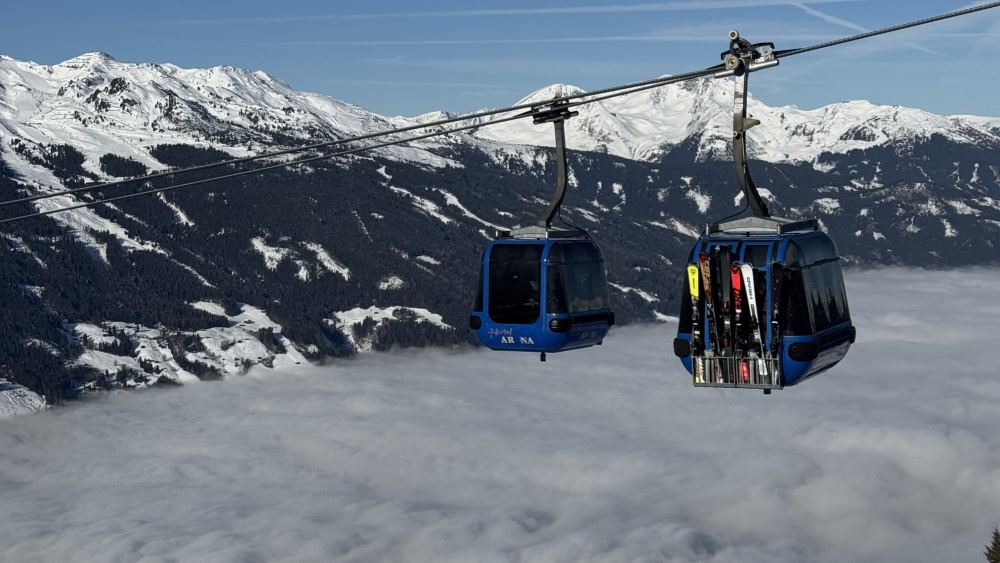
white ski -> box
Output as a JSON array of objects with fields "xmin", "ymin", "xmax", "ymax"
[{"xmin": 741, "ymin": 263, "xmax": 768, "ymax": 380}]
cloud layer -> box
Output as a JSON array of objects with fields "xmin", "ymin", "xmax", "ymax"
[{"xmin": 1, "ymin": 268, "xmax": 998, "ymax": 562}]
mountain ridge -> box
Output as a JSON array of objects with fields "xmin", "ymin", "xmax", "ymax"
[
  {"xmin": 474, "ymin": 77, "xmax": 1000, "ymax": 163},
  {"xmin": 4, "ymin": 52, "xmax": 1000, "ymax": 178},
  {"xmin": 1, "ymin": 52, "xmax": 999, "ymax": 406}
]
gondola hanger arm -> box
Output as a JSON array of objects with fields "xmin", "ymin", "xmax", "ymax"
[
  {"xmin": 531, "ymin": 100, "xmax": 579, "ymax": 230},
  {"xmin": 716, "ymin": 31, "xmax": 777, "ymax": 219}
]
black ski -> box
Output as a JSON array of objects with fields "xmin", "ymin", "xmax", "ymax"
[
  {"xmin": 712, "ymin": 246, "xmax": 734, "ymax": 383},
  {"xmin": 716, "ymin": 246, "xmax": 733, "ymax": 355},
  {"xmin": 698, "ymin": 252, "xmax": 722, "ymax": 383},
  {"xmin": 769, "ymin": 262, "xmax": 784, "ymax": 358}
]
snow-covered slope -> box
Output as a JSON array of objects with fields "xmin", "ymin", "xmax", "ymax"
[
  {"xmin": 68, "ymin": 300, "xmax": 309, "ymax": 389},
  {"xmin": 0, "ymin": 379, "xmax": 47, "ymax": 417},
  {"xmin": 473, "ymin": 78, "xmax": 1000, "ymax": 163},
  {"xmin": 4, "ymin": 53, "xmax": 1000, "ymax": 182},
  {"xmin": 0, "ymin": 52, "xmax": 464, "ymax": 262},
  {"xmin": 0, "ymin": 52, "xmax": 455, "ymax": 185},
  {"xmin": 473, "ymin": 81, "xmax": 732, "ymax": 162}
]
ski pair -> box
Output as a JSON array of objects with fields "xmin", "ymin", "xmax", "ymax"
[
  {"xmin": 729, "ymin": 263, "xmax": 751, "ymax": 384},
  {"xmin": 695, "ymin": 249, "xmax": 732, "ymax": 384},
  {"xmin": 692, "ymin": 249, "xmax": 768, "ymax": 385},
  {"xmin": 696, "ymin": 252, "xmax": 723, "ymax": 383},
  {"xmin": 728, "ymin": 260, "xmax": 768, "ymax": 384},
  {"xmin": 739, "ymin": 262, "xmax": 768, "ymax": 382},
  {"xmin": 686, "ymin": 264, "xmax": 704, "ymax": 383},
  {"xmin": 695, "ymin": 249, "xmax": 733, "ymax": 384}
]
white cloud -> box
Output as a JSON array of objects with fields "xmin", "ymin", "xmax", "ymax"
[
  {"xmin": 0, "ymin": 268, "xmax": 998, "ymax": 562},
  {"xmin": 793, "ymin": 1, "xmax": 945, "ymax": 56},
  {"xmin": 793, "ymin": 1, "xmax": 868, "ymax": 32},
  {"xmin": 133, "ymin": 1, "xmax": 861, "ymax": 27}
]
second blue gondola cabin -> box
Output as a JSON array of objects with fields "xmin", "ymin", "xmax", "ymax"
[{"xmin": 673, "ymin": 216, "xmax": 855, "ymax": 390}]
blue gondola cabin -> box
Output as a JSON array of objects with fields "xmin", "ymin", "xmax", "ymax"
[
  {"xmin": 673, "ymin": 216, "xmax": 855, "ymax": 390},
  {"xmin": 470, "ymin": 228, "xmax": 615, "ymax": 358}
]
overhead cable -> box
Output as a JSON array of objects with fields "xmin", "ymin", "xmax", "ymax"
[{"xmin": 2, "ymin": 2, "xmax": 999, "ymax": 222}]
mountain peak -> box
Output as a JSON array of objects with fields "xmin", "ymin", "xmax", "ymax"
[
  {"xmin": 58, "ymin": 52, "xmax": 118, "ymax": 69},
  {"xmin": 412, "ymin": 110, "xmax": 455, "ymax": 124},
  {"xmin": 516, "ymin": 84, "xmax": 587, "ymax": 106}
]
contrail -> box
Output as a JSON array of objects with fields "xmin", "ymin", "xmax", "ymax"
[
  {"xmin": 117, "ymin": 0, "xmax": 860, "ymax": 27},
  {"xmin": 792, "ymin": 2, "xmax": 944, "ymax": 55}
]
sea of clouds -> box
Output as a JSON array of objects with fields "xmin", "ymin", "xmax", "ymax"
[{"xmin": 1, "ymin": 268, "xmax": 998, "ymax": 562}]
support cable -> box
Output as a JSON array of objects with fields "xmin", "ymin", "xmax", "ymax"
[
  {"xmin": 775, "ymin": 0, "xmax": 1000, "ymax": 59},
  {"xmin": 2, "ymin": 1, "xmax": 999, "ymax": 223},
  {"xmin": 0, "ymin": 71, "xmax": 719, "ymax": 209},
  {"xmin": 0, "ymin": 111, "xmax": 533, "ymax": 224},
  {"xmin": 0, "ymin": 70, "xmax": 721, "ymax": 224}
]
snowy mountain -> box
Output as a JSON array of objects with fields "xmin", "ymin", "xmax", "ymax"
[
  {"xmin": 5, "ymin": 53, "xmax": 1000, "ymax": 185},
  {"xmin": 473, "ymin": 79, "xmax": 1000, "ymax": 163},
  {"xmin": 0, "ymin": 52, "xmax": 455, "ymax": 183},
  {"xmin": 2, "ymin": 52, "xmax": 999, "ymax": 406},
  {"xmin": 0, "ymin": 378, "xmax": 46, "ymax": 416}
]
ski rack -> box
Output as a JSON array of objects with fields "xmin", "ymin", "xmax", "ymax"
[
  {"xmin": 530, "ymin": 100, "xmax": 579, "ymax": 230},
  {"xmin": 693, "ymin": 356, "xmax": 781, "ymax": 389},
  {"xmin": 689, "ymin": 250, "xmax": 784, "ymax": 392},
  {"xmin": 715, "ymin": 30, "xmax": 778, "ymax": 220}
]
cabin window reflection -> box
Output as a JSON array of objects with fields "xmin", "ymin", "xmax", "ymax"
[
  {"xmin": 807, "ymin": 260, "xmax": 851, "ymax": 332},
  {"xmin": 547, "ymin": 242, "xmax": 609, "ymax": 314},
  {"xmin": 677, "ymin": 269, "xmax": 694, "ymax": 333},
  {"xmin": 488, "ymin": 245, "xmax": 542, "ymax": 324},
  {"xmin": 783, "ymin": 269, "xmax": 812, "ymax": 335},
  {"xmin": 784, "ymin": 260, "xmax": 850, "ymax": 336},
  {"xmin": 549, "ymin": 262, "xmax": 609, "ymax": 313},
  {"xmin": 743, "ymin": 244, "xmax": 771, "ymax": 269}
]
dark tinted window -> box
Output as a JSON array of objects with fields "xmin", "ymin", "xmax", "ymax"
[
  {"xmin": 488, "ymin": 244, "xmax": 542, "ymax": 324},
  {"xmin": 796, "ymin": 233, "xmax": 839, "ymax": 265},
  {"xmin": 784, "ymin": 241, "xmax": 803, "ymax": 268},
  {"xmin": 550, "ymin": 241, "xmax": 603, "ymax": 264},
  {"xmin": 784, "ymin": 260, "xmax": 851, "ymax": 335},
  {"xmin": 677, "ymin": 270, "xmax": 694, "ymax": 333},
  {"xmin": 742, "ymin": 244, "xmax": 771, "ymax": 269},
  {"xmin": 805, "ymin": 260, "xmax": 851, "ymax": 332},
  {"xmin": 784, "ymin": 269, "xmax": 812, "ymax": 335},
  {"xmin": 547, "ymin": 242, "xmax": 609, "ymax": 314},
  {"xmin": 549, "ymin": 262, "xmax": 610, "ymax": 313}
]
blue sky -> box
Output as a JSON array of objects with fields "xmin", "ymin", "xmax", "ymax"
[{"xmin": 6, "ymin": 1, "xmax": 1000, "ymax": 117}]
